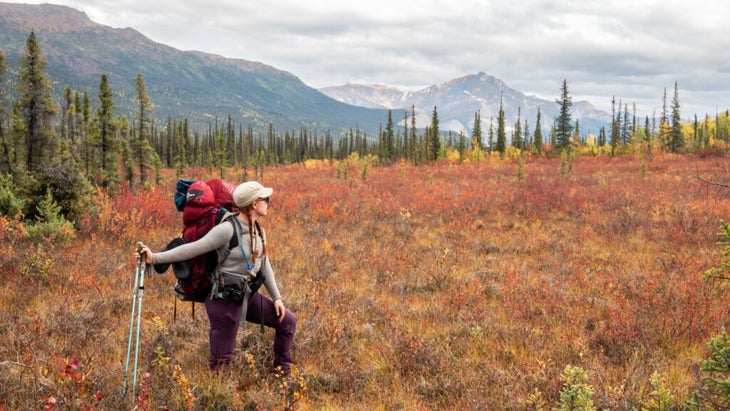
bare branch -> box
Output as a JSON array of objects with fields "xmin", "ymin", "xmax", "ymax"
[{"xmin": 694, "ymin": 167, "xmax": 730, "ymax": 189}]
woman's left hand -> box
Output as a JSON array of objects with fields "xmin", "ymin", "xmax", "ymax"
[{"xmin": 274, "ymin": 299, "xmax": 286, "ymax": 322}]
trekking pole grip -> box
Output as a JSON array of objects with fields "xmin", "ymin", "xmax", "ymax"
[{"xmin": 136, "ymin": 242, "xmax": 148, "ymax": 272}]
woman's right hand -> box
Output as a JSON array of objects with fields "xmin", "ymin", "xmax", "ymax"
[{"xmin": 136, "ymin": 245, "xmax": 154, "ymax": 265}]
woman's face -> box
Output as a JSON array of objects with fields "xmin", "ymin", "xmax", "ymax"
[{"xmin": 252, "ymin": 197, "xmax": 270, "ymax": 217}]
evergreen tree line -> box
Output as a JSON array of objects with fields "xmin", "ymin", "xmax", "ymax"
[
  {"xmin": 2, "ymin": 32, "xmax": 730, "ymax": 227},
  {"xmin": 467, "ymin": 79, "xmax": 730, "ymax": 158}
]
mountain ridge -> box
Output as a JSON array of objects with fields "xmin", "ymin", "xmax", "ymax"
[
  {"xmin": 0, "ymin": 2, "xmax": 390, "ymax": 135},
  {"xmin": 0, "ymin": 2, "xmax": 610, "ymax": 138}
]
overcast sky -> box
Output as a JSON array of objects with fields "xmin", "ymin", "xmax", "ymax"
[{"xmin": 5, "ymin": 0, "xmax": 730, "ymax": 118}]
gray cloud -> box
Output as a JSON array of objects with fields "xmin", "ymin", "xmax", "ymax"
[{"xmin": 5, "ymin": 0, "xmax": 730, "ymax": 117}]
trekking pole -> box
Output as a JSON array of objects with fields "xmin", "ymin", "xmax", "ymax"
[{"xmin": 123, "ymin": 241, "xmax": 147, "ymax": 400}]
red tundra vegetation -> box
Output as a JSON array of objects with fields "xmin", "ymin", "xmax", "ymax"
[{"xmin": 2, "ymin": 152, "xmax": 730, "ymax": 409}]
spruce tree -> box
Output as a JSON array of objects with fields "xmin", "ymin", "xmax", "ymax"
[
  {"xmin": 457, "ymin": 130, "xmax": 466, "ymax": 160},
  {"xmin": 135, "ymin": 72, "xmax": 152, "ymax": 187},
  {"xmin": 472, "ymin": 110, "xmax": 483, "ymax": 149},
  {"xmin": 214, "ymin": 125, "xmax": 227, "ymax": 179},
  {"xmin": 512, "ymin": 107, "xmax": 523, "ymax": 150},
  {"xmin": 429, "ymin": 106, "xmax": 440, "ymax": 161},
  {"xmin": 554, "ymin": 79, "xmax": 573, "ymax": 151},
  {"xmin": 60, "ymin": 86, "xmax": 78, "ymax": 169},
  {"xmin": 660, "ymin": 88, "xmax": 669, "ymax": 148},
  {"xmin": 533, "ymin": 107, "xmax": 543, "ymax": 155},
  {"xmin": 61, "ymin": 86, "xmax": 73, "ymax": 144},
  {"xmin": 94, "ymin": 74, "xmax": 119, "ymax": 188},
  {"xmin": 410, "ymin": 105, "xmax": 418, "ymax": 164},
  {"xmin": 669, "ymin": 81, "xmax": 684, "ymax": 152},
  {"xmin": 226, "ymin": 114, "xmax": 236, "ymax": 166},
  {"xmin": 495, "ymin": 98, "xmax": 506, "ymax": 154},
  {"xmin": 385, "ymin": 109, "xmax": 394, "ymax": 161},
  {"xmin": 81, "ymin": 92, "xmax": 90, "ymax": 170},
  {"xmin": 598, "ymin": 126, "xmax": 606, "ymax": 147},
  {"xmin": 644, "ymin": 115, "xmax": 652, "ymax": 145},
  {"xmin": 610, "ymin": 97, "xmax": 620, "ymax": 154},
  {"xmin": 72, "ymin": 91, "xmax": 84, "ymax": 168},
  {"xmin": 16, "ymin": 31, "xmax": 59, "ymax": 173},
  {"xmin": 15, "ymin": 33, "xmax": 94, "ymax": 224},
  {"xmin": 402, "ymin": 111, "xmax": 409, "ymax": 160},
  {"xmin": 488, "ymin": 117, "xmax": 494, "ymax": 152},
  {"xmin": 0, "ymin": 50, "xmax": 13, "ymax": 174},
  {"xmin": 621, "ymin": 103, "xmax": 630, "ymax": 145}
]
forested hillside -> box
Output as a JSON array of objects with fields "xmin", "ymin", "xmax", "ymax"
[{"xmin": 0, "ymin": 3, "xmax": 389, "ymax": 135}]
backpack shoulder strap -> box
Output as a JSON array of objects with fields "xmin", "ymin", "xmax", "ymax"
[
  {"xmin": 211, "ymin": 214, "xmax": 241, "ymax": 295},
  {"xmin": 212, "ymin": 213, "xmax": 238, "ymax": 263},
  {"xmin": 226, "ymin": 215, "xmax": 239, "ymax": 250}
]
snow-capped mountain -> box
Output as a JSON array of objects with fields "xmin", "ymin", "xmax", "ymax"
[{"xmin": 320, "ymin": 72, "xmax": 612, "ymax": 137}]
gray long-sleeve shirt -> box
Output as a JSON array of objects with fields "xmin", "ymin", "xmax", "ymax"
[{"xmin": 152, "ymin": 215, "xmax": 282, "ymax": 301}]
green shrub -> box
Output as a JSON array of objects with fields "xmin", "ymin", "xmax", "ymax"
[
  {"xmin": 0, "ymin": 173, "xmax": 25, "ymax": 219},
  {"xmin": 705, "ymin": 219, "xmax": 730, "ymax": 280},
  {"xmin": 556, "ymin": 365, "xmax": 595, "ymax": 411},
  {"xmin": 25, "ymin": 188, "xmax": 76, "ymax": 243},
  {"xmin": 698, "ymin": 328, "xmax": 730, "ymax": 408},
  {"xmin": 641, "ymin": 371, "xmax": 675, "ymax": 411},
  {"xmin": 691, "ymin": 221, "xmax": 730, "ymax": 408},
  {"xmin": 30, "ymin": 163, "xmax": 94, "ymax": 225}
]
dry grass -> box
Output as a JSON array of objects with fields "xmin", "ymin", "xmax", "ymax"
[{"xmin": 2, "ymin": 152, "xmax": 730, "ymax": 409}]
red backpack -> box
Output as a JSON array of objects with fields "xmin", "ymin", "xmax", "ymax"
[{"xmin": 157, "ymin": 178, "xmax": 238, "ymax": 303}]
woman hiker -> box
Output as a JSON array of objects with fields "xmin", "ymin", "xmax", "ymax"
[{"xmin": 137, "ymin": 181, "xmax": 297, "ymax": 375}]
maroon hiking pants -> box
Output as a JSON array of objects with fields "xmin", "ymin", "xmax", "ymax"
[{"xmin": 205, "ymin": 293, "xmax": 297, "ymax": 372}]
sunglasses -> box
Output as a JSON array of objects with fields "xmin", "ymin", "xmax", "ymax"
[{"xmin": 259, "ymin": 197, "xmax": 270, "ymax": 204}]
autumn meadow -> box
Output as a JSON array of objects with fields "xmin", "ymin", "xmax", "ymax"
[{"xmin": 3, "ymin": 151, "xmax": 730, "ymax": 410}]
